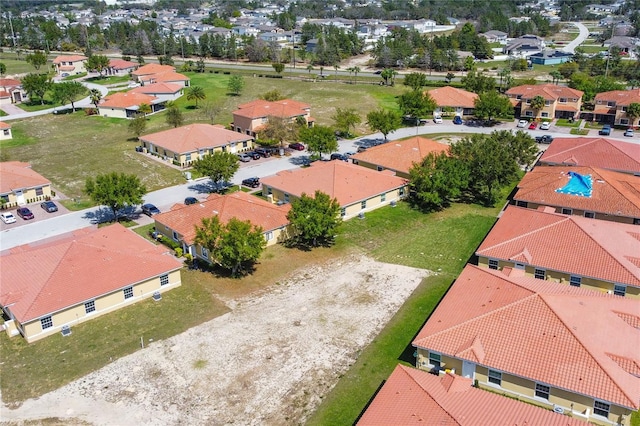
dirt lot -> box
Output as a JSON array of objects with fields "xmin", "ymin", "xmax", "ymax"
[{"xmin": 1, "ymin": 255, "xmax": 429, "ymax": 425}]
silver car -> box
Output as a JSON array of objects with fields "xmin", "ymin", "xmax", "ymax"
[{"xmin": 237, "ymin": 153, "xmax": 251, "ymax": 162}]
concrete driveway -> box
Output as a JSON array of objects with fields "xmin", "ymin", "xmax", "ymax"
[{"xmin": 562, "ymin": 22, "xmax": 589, "ymax": 54}]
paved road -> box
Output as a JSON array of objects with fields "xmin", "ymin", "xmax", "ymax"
[{"xmin": 562, "ymin": 22, "xmax": 589, "ymax": 54}]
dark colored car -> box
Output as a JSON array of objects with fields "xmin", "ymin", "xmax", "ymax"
[
  {"xmin": 535, "ymin": 135, "xmax": 554, "ymax": 144},
  {"xmin": 16, "ymin": 207, "xmax": 35, "ymax": 220},
  {"xmin": 453, "ymin": 115, "xmax": 463, "ymax": 125},
  {"xmin": 245, "ymin": 151, "xmax": 261, "ymax": 160},
  {"xmin": 254, "ymin": 147, "xmax": 271, "ymax": 158},
  {"xmin": 330, "ymin": 153, "xmax": 349, "ymax": 161},
  {"xmin": 142, "ymin": 203, "xmax": 160, "ymax": 216},
  {"xmin": 40, "ymin": 200, "xmax": 58, "ymax": 213},
  {"xmin": 289, "ymin": 142, "xmax": 305, "ymax": 151},
  {"xmin": 184, "ymin": 197, "xmax": 198, "ymax": 205},
  {"xmin": 242, "ymin": 177, "xmax": 260, "ymax": 188}
]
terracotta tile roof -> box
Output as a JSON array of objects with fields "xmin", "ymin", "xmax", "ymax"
[
  {"xmin": 233, "ymin": 99, "xmax": 310, "ymax": 119},
  {"xmin": 52, "ymin": 55, "xmax": 88, "ymax": 64},
  {"xmin": 351, "ymin": 136, "xmax": 449, "ymax": 175},
  {"xmin": 506, "ymin": 84, "xmax": 583, "ymax": 101},
  {"xmin": 154, "ymin": 192, "xmax": 291, "ymax": 245},
  {"xmin": 594, "ymin": 104, "xmax": 616, "ymax": 115},
  {"xmin": 427, "ymin": 86, "xmax": 478, "ymax": 108},
  {"xmin": 595, "ymin": 89, "xmax": 640, "ymax": 107},
  {"xmin": 555, "ymin": 104, "xmax": 579, "ymax": 112},
  {"xmin": 99, "ymin": 92, "xmax": 158, "ymax": 109},
  {"xmin": 143, "ymin": 71, "xmax": 190, "ymax": 83},
  {"xmin": 413, "ymin": 264, "xmax": 640, "ymax": 410},
  {"xmin": 58, "ymin": 66, "xmax": 76, "ymax": 71},
  {"xmin": 514, "ymin": 166, "xmax": 640, "ymax": 219},
  {"xmin": 0, "ymin": 121, "xmax": 11, "ymax": 129},
  {"xmin": 260, "ymin": 161, "xmax": 407, "ymax": 207},
  {"xmin": 358, "ymin": 364, "xmax": 587, "ymax": 426},
  {"xmin": 0, "ymin": 161, "xmax": 50, "ymax": 194},
  {"xmin": 0, "ymin": 78, "xmax": 21, "ymax": 88},
  {"xmin": 108, "ymin": 58, "xmax": 138, "ymax": 70},
  {"xmin": 477, "ymin": 205, "xmax": 640, "ymax": 288},
  {"xmin": 130, "ymin": 82, "xmax": 183, "ymax": 95},
  {"xmin": 0, "ymin": 91, "xmax": 9, "ymax": 99},
  {"xmin": 132, "ymin": 63, "xmax": 175, "ymax": 76},
  {"xmin": 139, "ymin": 123, "xmax": 253, "ymax": 154},
  {"xmin": 539, "ymin": 138, "xmax": 640, "ymax": 174},
  {"xmin": 0, "ymin": 224, "xmax": 182, "ymax": 323}
]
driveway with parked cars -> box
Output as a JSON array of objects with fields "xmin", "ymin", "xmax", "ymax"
[{"xmin": 0, "ymin": 200, "xmax": 68, "ymax": 232}]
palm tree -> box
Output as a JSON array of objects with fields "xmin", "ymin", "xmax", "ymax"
[
  {"xmin": 334, "ymin": 64, "xmax": 339, "ymax": 77},
  {"xmin": 187, "ymin": 86, "xmax": 206, "ymax": 108},
  {"xmin": 306, "ymin": 64, "xmax": 314, "ymax": 74},
  {"xmin": 549, "ymin": 70, "xmax": 562, "ymax": 85},
  {"xmin": 89, "ymin": 89, "xmax": 102, "ymax": 108},
  {"xmin": 138, "ymin": 103, "xmax": 152, "ymax": 118},
  {"xmin": 353, "ymin": 66, "xmax": 360, "ymax": 84},
  {"xmin": 529, "ymin": 95, "xmax": 546, "ymax": 119}
]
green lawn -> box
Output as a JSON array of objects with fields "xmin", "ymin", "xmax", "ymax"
[
  {"xmin": 579, "ymin": 45, "xmax": 607, "ymax": 54},
  {"xmin": 0, "ymin": 55, "xmax": 41, "ymax": 75}
]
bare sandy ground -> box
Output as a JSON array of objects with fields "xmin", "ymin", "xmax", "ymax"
[{"xmin": 1, "ymin": 255, "xmax": 429, "ymax": 425}]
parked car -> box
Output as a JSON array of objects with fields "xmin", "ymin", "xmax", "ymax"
[
  {"xmin": 16, "ymin": 207, "xmax": 35, "ymax": 220},
  {"xmin": 357, "ymin": 146, "xmax": 367, "ymax": 153},
  {"xmin": 1, "ymin": 212, "xmax": 16, "ymax": 224},
  {"xmin": 535, "ymin": 135, "xmax": 554, "ymax": 144},
  {"xmin": 141, "ymin": 203, "xmax": 160, "ymax": 216},
  {"xmin": 517, "ymin": 119, "xmax": 528, "ymax": 128},
  {"xmin": 528, "ymin": 121, "xmax": 538, "ymax": 130},
  {"xmin": 540, "ymin": 121, "xmax": 551, "ymax": 130},
  {"xmin": 40, "ymin": 200, "xmax": 58, "ymax": 213},
  {"xmin": 237, "ymin": 153, "xmax": 251, "ymax": 162},
  {"xmin": 453, "ymin": 115, "xmax": 463, "ymax": 125},
  {"xmin": 433, "ymin": 115, "xmax": 443, "ymax": 124},
  {"xmin": 242, "ymin": 177, "xmax": 260, "ymax": 188},
  {"xmin": 599, "ymin": 124, "xmax": 611, "ymax": 135},
  {"xmin": 624, "ymin": 128, "xmax": 634, "ymax": 137},
  {"xmin": 330, "ymin": 153, "xmax": 349, "ymax": 161},
  {"xmin": 184, "ymin": 197, "xmax": 198, "ymax": 205},
  {"xmin": 245, "ymin": 151, "xmax": 261, "ymax": 160},
  {"xmin": 254, "ymin": 147, "xmax": 272, "ymax": 158},
  {"xmin": 289, "ymin": 142, "xmax": 305, "ymax": 151}
]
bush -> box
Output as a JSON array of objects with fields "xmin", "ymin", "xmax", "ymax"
[{"xmin": 175, "ymin": 247, "xmax": 183, "ymax": 257}]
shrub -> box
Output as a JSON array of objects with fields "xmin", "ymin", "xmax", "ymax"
[{"xmin": 175, "ymin": 247, "xmax": 183, "ymax": 257}]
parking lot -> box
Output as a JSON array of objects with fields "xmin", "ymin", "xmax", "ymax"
[{"xmin": 0, "ymin": 200, "xmax": 69, "ymax": 231}]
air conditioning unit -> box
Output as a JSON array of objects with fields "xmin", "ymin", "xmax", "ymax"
[
  {"xmin": 61, "ymin": 325, "xmax": 72, "ymax": 337},
  {"xmin": 553, "ymin": 405, "xmax": 565, "ymax": 414},
  {"xmin": 390, "ymin": 200, "xmax": 397, "ymax": 207},
  {"xmin": 358, "ymin": 212, "xmax": 365, "ymax": 219}
]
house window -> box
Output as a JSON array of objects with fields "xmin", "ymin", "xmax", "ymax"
[
  {"xmin": 85, "ymin": 300, "xmax": 96, "ymax": 314},
  {"xmin": 545, "ymin": 100, "xmax": 551, "ymax": 106},
  {"xmin": 35, "ymin": 187, "xmax": 44, "ymax": 196},
  {"xmin": 525, "ymin": 99, "xmax": 531, "ymax": 104},
  {"xmin": 160, "ymin": 274, "xmax": 169, "ymax": 286},
  {"xmin": 594, "ymin": 401, "xmax": 610, "ymax": 418},
  {"xmin": 535, "ymin": 383, "xmax": 550, "ymax": 400},
  {"xmin": 185, "ymin": 153, "xmax": 191, "ymax": 161},
  {"xmin": 620, "ymin": 118, "xmax": 629, "ymax": 125},
  {"xmin": 201, "ymin": 247, "xmax": 209, "ymax": 258},
  {"xmin": 488, "ymin": 259, "xmax": 499, "ymax": 270},
  {"xmin": 40, "ymin": 316, "xmax": 53, "ymax": 330},
  {"xmin": 123, "ymin": 286, "xmax": 134, "ymax": 299},
  {"xmin": 340, "ymin": 208, "xmax": 346, "ymax": 217},
  {"xmin": 634, "ymin": 218, "xmax": 640, "ymax": 225},
  {"xmin": 399, "ymin": 187, "xmax": 405, "ymax": 196},
  {"xmin": 614, "ymin": 284, "xmax": 626, "ymax": 297},
  {"xmin": 284, "ymin": 193, "xmax": 290, "ymax": 203},
  {"xmin": 525, "ymin": 110, "xmax": 533, "ymax": 117},
  {"xmin": 488, "ymin": 369, "xmax": 502, "ymax": 386},
  {"xmin": 265, "ymin": 231, "xmax": 273, "ymax": 241},
  {"xmin": 377, "ymin": 166, "xmax": 384, "ymax": 171},
  {"xmin": 534, "ymin": 268, "xmax": 545, "ymax": 280},
  {"xmin": 361, "ymin": 200, "xmax": 366, "ymax": 209},
  {"xmin": 541, "ymin": 112, "xmax": 549, "ymax": 118},
  {"xmin": 516, "ymin": 200, "xmax": 527, "ymax": 207},
  {"xmin": 429, "ymin": 352, "xmax": 441, "ymax": 367},
  {"xmin": 569, "ymin": 275, "xmax": 581, "ymax": 287},
  {"xmin": 1, "ymin": 195, "xmax": 8, "ymax": 203},
  {"xmin": 172, "ymin": 231, "xmax": 178, "ymax": 241},
  {"xmin": 516, "ymin": 95, "xmax": 522, "ymax": 100},
  {"xmin": 607, "ymin": 101, "xmax": 615, "ymax": 107},
  {"xmin": 242, "ymin": 141, "xmax": 248, "ymax": 148},
  {"xmin": 559, "ymin": 98, "xmax": 567, "ymax": 103},
  {"xmin": 1, "ymin": 130, "xmax": 7, "ymax": 136},
  {"xmin": 381, "ymin": 193, "xmax": 386, "ymax": 202},
  {"xmin": 621, "ymin": 106, "xmax": 627, "ymax": 112},
  {"xmin": 584, "ymin": 211, "xmax": 595, "ymax": 219},
  {"xmin": 561, "ymin": 208, "xmax": 572, "ymax": 215}
]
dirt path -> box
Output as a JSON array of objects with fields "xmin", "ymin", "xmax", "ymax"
[{"xmin": 1, "ymin": 255, "xmax": 429, "ymax": 425}]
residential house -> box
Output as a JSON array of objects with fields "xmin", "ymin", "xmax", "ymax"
[
  {"xmin": 512, "ymin": 166, "xmax": 640, "ymax": 225},
  {"xmin": 538, "ymin": 137, "xmax": 640, "ymax": 175},
  {"xmin": 138, "ymin": 123, "xmax": 254, "ymax": 168},
  {"xmin": 602, "ymin": 36, "xmax": 638, "ymax": 57},
  {"xmin": 138, "ymin": 70, "xmax": 191, "ymax": 87},
  {"xmin": 0, "ymin": 78, "xmax": 27, "ymax": 105},
  {"xmin": 428, "ymin": 86, "xmax": 478, "ymax": 117},
  {"xmin": 358, "ymin": 364, "xmax": 587, "ymax": 426},
  {"xmin": 412, "ymin": 264, "xmax": 640, "ymax": 426},
  {"xmin": 97, "ymin": 92, "xmax": 164, "ymax": 119},
  {"xmin": 587, "ymin": 4, "xmax": 620, "ymax": 14},
  {"xmin": 476, "ymin": 205, "xmax": 640, "ymax": 298},
  {"xmin": 154, "ymin": 192, "xmax": 291, "ymax": 260},
  {"xmin": 0, "ymin": 224, "xmax": 182, "ymax": 343},
  {"xmin": 479, "ymin": 30, "xmax": 508, "ymax": 43},
  {"xmin": 351, "ymin": 136, "xmax": 449, "ymax": 179},
  {"xmin": 130, "ymin": 82, "xmax": 184, "ymax": 103},
  {"xmin": 260, "ymin": 161, "xmax": 408, "ymax": 220},
  {"xmin": 232, "ymin": 99, "xmax": 314, "ymax": 137},
  {"xmin": 131, "ymin": 63, "xmax": 176, "ymax": 82},
  {"xmin": 502, "ymin": 34, "xmax": 545, "ymax": 56},
  {"xmin": 0, "ymin": 161, "xmax": 51, "ymax": 208},
  {"xmin": 594, "ymin": 89, "xmax": 640, "ymax": 126},
  {"xmin": 529, "ymin": 49, "xmax": 574, "ymax": 65},
  {"xmin": 0, "ymin": 122, "xmax": 12, "ymax": 141},
  {"xmin": 106, "ymin": 58, "xmax": 139, "ymax": 76},
  {"xmin": 506, "ymin": 84, "xmax": 583, "ymax": 119},
  {"xmin": 52, "ymin": 54, "xmax": 88, "ymax": 76}
]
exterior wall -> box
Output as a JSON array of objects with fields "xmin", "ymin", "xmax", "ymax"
[
  {"xmin": 0, "ymin": 127, "xmax": 13, "ymax": 140},
  {"xmin": 148, "ymin": 91, "xmax": 183, "ymax": 102},
  {"xmin": 98, "ymin": 106, "xmax": 129, "ymax": 119},
  {"xmin": 1, "ymin": 184, "xmax": 52, "ymax": 207},
  {"xmin": 513, "ymin": 201, "xmax": 637, "ymax": 225},
  {"xmin": 353, "ymin": 160, "xmax": 410, "ymax": 179},
  {"xmin": 19, "ymin": 269, "xmax": 181, "ymax": 343},
  {"xmin": 142, "ymin": 139, "xmax": 254, "ymax": 168},
  {"xmin": 614, "ymin": 107, "xmax": 640, "ymax": 127},
  {"xmin": 57, "ymin": 61, "xmax": 87, "ymax": 75}
]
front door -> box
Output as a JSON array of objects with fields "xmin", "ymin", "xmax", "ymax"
[
  {"xmin": 15, "ymin": 190, "xmax": 25, "ymax": 206},
  {"xmin": 462, "ymin": 361, "xmax": 475, "ymax": 379}
]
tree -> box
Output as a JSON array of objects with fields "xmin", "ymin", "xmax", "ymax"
[
  {"xmin": 138, "ymin": 103, "xmax": 152, "ymax": 118},
  {"xmin": 445, "ymin": 72, "xmax": 455, "ymax": 83},
  {"xmin": 332, "ymin": 107, "xmax": 361, "ymax": 138},
  {"xmin": 492, "ymin": 130, "xmax": 538, "ymax": 168},
  {"xmin": 353, "ymin": 66, "xmax": 361, "ymax": 84},
  {"xmin": 367, "ymin": 109, "xmax": 402, "ymax": 141},
  {"xmin": 21, "ymin": 73, "xmax": 52, "ymax": 105},
  {"xmin": 89, "ymin": 88, "xmax": 102, "ymax": 108},
  {"xmin": 626, "ymin": 102, "xmax": 640, "ymax": 127},
  {"xmin": 186, "ymin": 85, "xmax": 206, "ymax": 108},
  {"xmin": 227, "ymin": 74, "xmax": 244, "ymax": 96},
  {"xmin": 306, "ymin": 64, "xmax": 314, "ymax": 74},
  {"xmin": 558, "ymin": 61, "xmax": 578, "ymax": 79},
  {"xmin": 380, "ymin": 68, "xmax": 396, "ymax": 86},
  {"xmin": 403, "ymin": 72, "xmax": 429, "ymax": 91},
  {"xmin": 0, "ymin": 63, "xmax": 6, "ymax": 76},
  {"xmin": 85, "ymin": 172, "xmax": 147, "ymax": 222},
  {"xmin": 25, "ymin": 50, "xmax": 47, "ymax": 70},
  {"xmin": 165, "ymin": 102, "xmax": 184, "ymax": 128},
  {"xmin": 287, "ymin": 190, "xmax": 341, "ymax": 248},
  {"xmin": 409, "ymin": 152, "xmax": 468, "ymax": 211},
  {"xmin": 529, "ymin": 95, "xmax": 546, "ymax": 118},
  {"xmin": 260, "ymin": 89, "xmax": 285, "ymax": 101},
  {"xmin": 51, "ymin": 81, "xmax": 86, "ymax": 111},
  {"xmin": 191, "ymin": 151, "xmax": 239, "ymax": 188},
  {"xmin": 299, "ymin": 125, "xmax": 338, "ymax": 158},
  {"xmin": 258, "ymin": 115, "xmax": 298, "ymax": 150},
  {"xmin": 464, "ymin": 56, "xmax": 476, "ymax": 74},
  {"xmin": 461, "ymin": 70, "xmax": 496, "ymax": 93},
  {"xmin": 200, "ymin": 101, "xmax": 221, "ymax": 124},
  {"xmin": 86, "ymin": 54, "xmax": 110, "ymax": 77},
  {"xmin": 473, "ymin": 90, "xmax": 513, "ymax": 121},
  {"xmin": 397, "ymin": 90, "xmax": 437, "ymax": 122},
  {"xmin": 549, "ymin": 70, "xmax": 563, "ymax": 85},
  {"xmin": 128, "ymin": 115, "xmax": 147, "ymax": 137},
  {"xmin": 272, "ymin": 62, "xmax": 285, "ymax": 74}
]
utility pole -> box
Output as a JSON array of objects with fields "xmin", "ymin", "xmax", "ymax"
[{"xmin": 8, "ymin": 12, "xmax": 17, "ymax": 49}]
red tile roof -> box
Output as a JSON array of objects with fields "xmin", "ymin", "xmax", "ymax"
[
  {"xmin": 130, "ymin": 82, "xmax": 183, "ymax": 95},
  {"xmin": 427, "ymin": 86, "xmax": 478, "ymax": 108},
  {"xmin": 139, "ymin": 123, "xmax": 253, "ymax": 154},
  {"xmin": 413, "ymin": 264, "xmax": 640, "ymax": 410},
  {"xmin": 108, "ymin": 58, "xmax": 138, "ymax": 70},
  {"xmin": 477, "ymin": 205, "xmax": 640, "ymax": 288},
  {"xmin": 52, "ymin": 55, "xmax": 87, "ymax": 64},
  {"xmin": 0, "ymin": 121, "xmax": 11, "ymax": 129},
  {"xmin": 0, "ymin": 91, "xmax": 9, "ymax": 99},
  {"xmin": 0, "ymin": 224, "xmax": 182, "ymax": 323},
  {"xmin": 233, "ymin": 99, "xmax": 310, "ymax": 119},
  {"xmin": 0, "ymin": 161, "xmax": 50, "ymax": 194},
  {"xmin": 351, "ymin": 136, "xmax": 449, "ymax": 175},
  {"xmin": 132, "ymin": 63, "xmax": 175, "ymax": 76},
  {"xmin": 506, "ymin": 84, "xmax": 583, "ymax": 101},
  {"xmin": 0, "ymin": 78, "xmax": 21, "ymax": 89},
  {"xmin": 99, "ymin": 92, "xmax": 158, "ymax": 109},
  {"xmin": 595, "ymin": 89, "xmax": 640, "ymax": 107},
  {"xmin": 358, "ymin": 364, "xmax": 587, "ymax": 425},
  {"xmin": 154, "ymin": 192, "xmax": 291, "ymax": 245},
  {"xmin": 260, "ymin": 161, "xmax": 407, "ymax": 207},
  {"xmin": 539, "ymin": 138, "xmax": 640, "ymax": 174},
  {"xmin": 514, "ymin": 166, "xmax": 640, "ymax": 219},
  {"xmin": 141, "ymin": 71, "xmax": 190, "ymax": 83}
]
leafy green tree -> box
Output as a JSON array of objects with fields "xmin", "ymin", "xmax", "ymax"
[
  {"xmin": 332, "ymin": 107, "xmax": 361, "ymax": 138},
  {"xmin": 196, "ymin": 58, "xmax": 206, "ymax": 73},
  {"xmin": 191, "ymin": 151, "xmax": 239, "ymax": 189},
  {"xmin": 445, "ymin": 72, "xmax": 455, "ymax": 83},
  {"xmin": 464, "ymin": 56, "xmax": 476, "ymax": 74},
  {"xmin": 89, "ymin": 88, "xmax": 102, "ymax": 108},
  {"xmin": 403, "ymin": 72, "xmax": 429, "ymax": 91},
  {"xmin": 287, "ymin": 190, "xmax": 341, "ymax": 248},
  {"xmin": 397, "ymin": 90, "xmax": 437, "ymax": 122},
  {"xmin": 380, "ymin": 68, "xmax": 396, "ymax": 86},
  {"xmin": 260, "ymin": 89, "xmax": 285, "ymax": 101},
  {"xmin": 626, "ymin": 103, "xmax": 640, "ymax": 127},
  {"xmin": 299, "ymin": 125, "xmax": 338, "ymax": 158},
  {"xmin": 529, "ymin": 95, "xmax": 546, "ymax": 118},
  {"xmin": 200, "ymin": 101, "xmax": 221, "ymax": 124},
  {"xmin": 22, "ymin": 73, "xmax": 52, "ymax": 105},
  {"xmin": 86, "ymin": 54, "xmax": 110, "ymax": 77},
  {"xmin": 51, "ymin": 81, "xmax": 86, "ymax": 111},
  {"xmin": 409, "ymin": 152, "xmax": 468, "ymax": 211},
  {"xmin": 272, "ymin": 62, "xmax": 285, "ymax": 74},
  {"xmin": 128, "ymin": 115, "xmax": 147, "ymax": 138},
  {"xmin": 84, "ymin": 172, "xmax": 147, "ymax": 222},
  {"xmin": 165, "ymin": 102, "xmax": 184, "ymax": 128},
  {"xmin": 549, "ymin": 70, "xmax": 563, "ymax": 85},
  {"xmin": 258, "ymin": 115, "xmax": 298, "ymax": 150},
  {"xmin": 366, "ymin": 109, "xmax": 402, "ymax": 141},
  {"xmin": 25, "ymin": 50, "xmax": 48, "ymax": 70},
  {"xmin": 492, "ymin": 130, "xmax": 538, "ymax": 168},
  {"xmin": 558, "ymin": 62, "xmax": 578, "ymax": 79},
  {"xmin": 0, "ymin": 63, "xmax": 6, "ymax": 76},
  {"xmin": 138, "ymin": 103, "xmax": 152, "ymax": 117},
  {"xmin": 473, "ymin": 90, "xmax": 513, "ymax": 121},
  {"xmin": 186, "ymin": 85, "xmax": 206, "ymax": 108},
  {"xmin": 227, "ymin": 74, "xmax": 245, "ymax": 96},
  {"xmin": 461, "ymin": 70, "xmax": 496, "ymax": 94}
]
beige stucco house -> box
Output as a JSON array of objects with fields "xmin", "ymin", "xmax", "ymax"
[{"xmin": 0, "ymin": 161, "xmax": 51, "ymax": 208}]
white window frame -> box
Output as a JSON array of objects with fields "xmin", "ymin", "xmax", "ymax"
[
  {"xmin": 428, "ymin": 351, "xmax": 441, "ymax": 367},
  {"xmin": 534, "ymin": 268, "xmax": 545, "ymax": 280},
  {"xmin": 40, "ymin": 316, "xmax": 53, "ymax": 330},
  {"xmin": 85, "ymin": 300, "xmax": 96, "ymax": 314},
  {"xmin": 525, "ymin": 110, "xmax": 533, "ymax": 117},
  {"xmin": 541, "ymin": 112, "xmax": 549, "ymax": 118},
  {"xmin": 160, "ymin": 274, "xmax": 169, "ymax": 286},
  {"xmin": 593, "ymin": 400, "xmax": 610, "ymax": 418},
  {"xmin": 488, "ymin": 259, "xmax": 499, "ymax": 270},
  {"xmin": 381, "ymin": 193, "xmax": 386, "ymax": 202},
  {"xmin": 613, "ymin": 284, "xmax": 626, "ymax": 297},
  {"xmin": 123, "ymin": 286, "xmax": 134, "ymax": 299},
  {"xmin": 535, "ymin": 383, "xmax": 550, "ymax": 400},
  {"xmin": 340, "ymin": 208, "xmax": 346, "ymax": 217},
  {"xmin": 569, "ymin": 275, "xmax": 581, "ymax": 287},
  {"xmin": 361, "ymin": 200, "xmax": 367, "ymax": 209},
  {"xmin": 488, "ymin": 369, "xmax": 502, "ymax": 386},
  {"xmin": 201, "ymin": 247, "xmax": 209, "ymax": 258},
  {"xmin": 265, "ymin": 231, "xmax": 273, "ymax": 241}
]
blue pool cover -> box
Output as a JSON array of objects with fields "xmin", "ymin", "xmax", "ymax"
[{"xmin": 556, "ymin": 171, "xmax": 592, "ymax": 197}]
